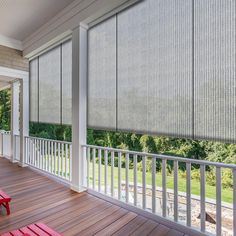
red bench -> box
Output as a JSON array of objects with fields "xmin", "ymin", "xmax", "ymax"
[
  {"xmin": 0, "ymin": 190, "xmax": 11, "ymax": 215},
  {"xmin": 0, "ymin": 223, "xmax": 62, "ymax": 236}
]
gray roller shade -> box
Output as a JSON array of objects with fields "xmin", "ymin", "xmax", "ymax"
[
  {"xmin": 39, "ymin": 46, "xmax": 61, "ymax": 124},
  {"xmin": 29, "ymin": 40, "xmax": 72, "ymax": 125},
  {"xmin": 62, "ymin": 40, "xmax": 72, "ymax": 125},
  {"xmin": 117, "ymin": 0, "xmax": 192, "ymax": 137},
  {"xmin": 194, "ymin": 0, "xmax": 236, "ymax": 142},
  {"xmin": 29, "ymin": 58, "xmax": 38, "ymax": 122},
  {"xmin": 88, "ymin": 16, "xmax": 116, "ymax": 130},
  {"xmin": 88, "ymin": 0, "xmax": 193, "ymax": 138},
  {"xmin": 88, "ymin": 0, "xmax": 236, "ymax": 142}
]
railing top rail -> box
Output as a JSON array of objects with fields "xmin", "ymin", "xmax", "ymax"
[
  {"xmin": 26, "ymin": 136, "xmax": 72, "ymax": 145},
  {"xmin": 83, "ymin": 144, "xmax": 236, "ymax": 169},
  {"xmin": 0, "ymin": 130, "xmax": 11, "ymax": 134}
]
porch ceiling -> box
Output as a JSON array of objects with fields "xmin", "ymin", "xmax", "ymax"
[{"xmin": 0, "ymin": 0, "xmax": 75, "ymax": 41}]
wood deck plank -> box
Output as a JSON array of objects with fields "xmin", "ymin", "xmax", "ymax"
[
  {"xmin": 129, "ymin": 219, "xmax": 159, "ymax": 236},
  {"xmin": 0, "ymin": 158, "xmax": 186, "ymax": 236}
]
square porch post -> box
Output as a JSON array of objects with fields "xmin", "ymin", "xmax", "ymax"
[
  {"xmin": 19, "ymin": 78, "xmax": 29, "ymax": 167},
  {"xmin": 10, "ymin": 80, "xmax": 20, "ymax": 163},
  {"xmin": 71, "ymin": 24, "xmax": 88, "ymax": 192}
]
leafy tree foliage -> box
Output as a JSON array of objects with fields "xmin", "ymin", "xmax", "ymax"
[{"xmin": 0, "ymin": 89, "xmax": 11, "ymax": 131}]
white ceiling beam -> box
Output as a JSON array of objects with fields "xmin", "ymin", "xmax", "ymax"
[{"xmin": 0, "ymin": 34, "xmax": 22, "ymax": 50}]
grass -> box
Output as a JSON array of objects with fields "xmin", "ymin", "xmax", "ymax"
[
  {"xmin": 89, "ymin": 163, "xmax": 233, "ymax": 204},
  {"xmin": 39, "ymin": 156, "xmax": 233, "ymax": 203}
]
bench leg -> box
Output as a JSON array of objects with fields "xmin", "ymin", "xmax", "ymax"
[
  {"xmin": 5, "ymin": 202, "xmax": 10, "ymax": 215},
  {"xmin": 1, "ymin": 202, "xmax": 10, "ymax": 215}
]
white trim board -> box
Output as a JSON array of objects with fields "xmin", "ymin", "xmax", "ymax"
[
  {"xmin": 0, "ymin": 34, "xmax": 22, "ymax": 51},
  {"xmin": 0, "ymin": 66, "xmax": 28, "ymax": 81}
]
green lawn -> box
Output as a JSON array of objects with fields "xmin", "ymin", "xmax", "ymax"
[
  {"xmin": 40, "ymin": 156, "xmax": 233, "ymax": 203},
  {"xmin": 89, "ymin": 163, "xmax": 233, "ymax": 203}
]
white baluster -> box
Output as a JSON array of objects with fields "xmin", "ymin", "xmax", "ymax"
[
  {"xmin": 186, "ymin": 162, "xmax": 191, "ymax": 226},
  {"xmin": 98, "ymin": 149, "xmax": 101, "ymax": 192},
  {"xmin": 162, "ymin": 159, "xmax": 167, "ymax": 217},
  {"xmin": 93, "ymin": 148, "xmax": 96, "ymax": 189},
  {"xmin": 133, "ymin": 154, "xmax": 137, "ymax": 206},
  {"xmin": 142, "ymin": 156, "xmax": 146, "ymax": 210},
  {"xmin": 126, "ymin": 153, "xmax": 129, "ymax": 203},
  {"xmin": 87, "ymin": 147, "xmax": 90, "ymax": 188},
  {"xmin": 104, "ymin": 150, "xmax": 108, "ymax": 194},
  {"xmin": 118, "ymin": 152, "xmax": 122, "ymax": 200},
  {"xmin": 111, "ymin": 151, "xmax": 114, "ymax": 197},
  {"xmin": 174, "ymin": 160, "xmax": 178, "ymax": 222},
  {"xmin": 200, "ymin": 165, "xmax": 206, "ymax": 232},
  {"xmin": 152, "ymin": 157, "xmax": 156, "ymax": 213},
  {"xmin": 216, "ymin": 167, "xmax": 222, "ymax": 236}
]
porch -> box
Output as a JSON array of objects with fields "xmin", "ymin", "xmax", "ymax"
[{"xmin": 0, "ymin": 157, "xmax": 185, "ymax": 236}]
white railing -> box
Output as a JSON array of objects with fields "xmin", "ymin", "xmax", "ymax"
[
  {"xmin": 14, "ymin": 134, "xmax": 20, "ymax": 161},
  {"xmin": 25, "ymin": 136, "xmax": 72, "ymax": 182},
  {"xmin": 0, "ymin": 130, "xmax": 11, "ymax": 158},
  {"xmin": 82, "ymin": 144, "xmax": 236, "ymax": 236}
]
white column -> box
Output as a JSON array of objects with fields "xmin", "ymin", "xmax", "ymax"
[
  {"xmin": 71, "ymin": 24, "xmax": 88, "ymax": 192},
  {"xmin": 10, "ymin": 81, "xmax": 20, "ymax": 163},
  {"xmin": 19, "ymin": 78, "xmax": 29, "ymax": 167}
]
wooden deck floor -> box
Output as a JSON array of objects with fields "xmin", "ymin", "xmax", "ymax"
[{"xmin": 0, "ymin": 158, "xmax": 187, "ymax": 236}]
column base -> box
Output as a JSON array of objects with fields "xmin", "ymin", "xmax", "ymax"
[
  {"xmin": 70, "ymin": 184, "xmax": 87, "ymax": 193},
  {"xmin": 10, "ymin": 157, "xmax": 18, "ymax": 163},
  {"xmin": 18, "ymin": 162, "xmax": 28, "ymax": 168}
]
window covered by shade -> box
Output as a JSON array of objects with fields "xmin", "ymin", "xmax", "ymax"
[
  {"xmin": 88, "ymin": 0, "xmax": 236, "ymax": 142},
  {"xmin": 29, "ymin": 40, "xmax": 72, "ymax": 125},
  {"xmin": 88, "ymin": 17, "xmax": 116, "ymax": 130}
]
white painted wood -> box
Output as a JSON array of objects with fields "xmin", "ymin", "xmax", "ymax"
[
  {"xmin": 0, "ymin": 34, "xmax": 22, "ymax": 50},
  {"xmin": 46, "ymin": 141, "xmax": 48, "ymax": 171},
  {"xmin": 200, "ymin": 165, "xmax": 206, "ymax": 232},
  {"xmin": 71, "ymin": 25, "xmax": 87, "ymax": 192},
  {"xmin": 87, "ymin": 147, "xmax": 90, "ymax": 188},
  {"xmin": 104, "ymin": 150, "xmax": 108, "ymax": 194},
  {"xmin": 42, "ymin": 140, "xmax": 45, "ymax": 170},
  {"xmin": 54, "ymin": 142, "xmax": 56, "ymax": 174},
  {"xmin": 98, "ymin": 148, "xmax": 101, "ymax": 192},
  {"xmin": 33, "ymin": 139, "xmax": 36, "ymax": 166},
  {"xmin": 125, "ymin": 153, "xmax": 129, "ymax": 203},
  {"xmin": 216, "ymin": 167, "xmax": 221, "ymax": 236},
  {"xmin": 118, "ymin": 152, "xmax": 122, "ymax": 200},
  {"xmin": 10, "ymin": 81, "xmax": 20, "ymax": 163},
  {"xmin": 39, "ymin": 139, "xmax": 42, "ymax": 169},
  {"xmin": 234, "ymin": 169, "xmax": 236, "ymax": 236},
  {"xmin": 142, "ymin": 156, "xmax": 146, "ymax": 210},
  {"xmin": 69, "ymin": 144, "xmax": 72, "ymax": 181},
  {"xmin": 133, "ymin": 154, "xmax": 137, "ymax": 206},
  {"xmin": 93, "ymin": 148, "xmax": 96, "ymax": 190},
  {"xmin": 61, "ymin": 143, "xmax": 64, "ymax": 176},
  {"xmin": 85, "ymin": 144, "xmax": 236, "ymax": 169},
  {"xmin": 111, "ymin": 151, "xmax": 114, "ymax": 197},
  {"xmin": 174, "ymin": 160, "xmax": 178, "ymax": 222},
  {"xmin": 19, "ymin": 77, "xmax": 29, "ymax": 167},
  {"xmin": 152, "ymin": 157, "xmax": 156, "ymax": 214},
  {"xmin": 186, "ymin": 162, "xmax": 191, "ymax": 227},
  {"xmin": 82, "ymin": 146, "xmax": 87, "ymax": 187},
  {"xmin": 58, "ymin": 143, "xmax": 61, "ymax": 176},
  {"xmin": 50, "ymin": 142, "xmax": 53, "ymax": 174},
  {"xmin": 162, "ymin": 159, "xmax": 167, "ymax": 217}
]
